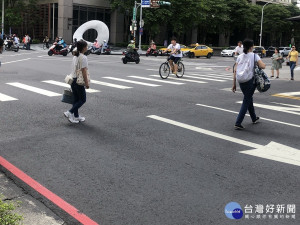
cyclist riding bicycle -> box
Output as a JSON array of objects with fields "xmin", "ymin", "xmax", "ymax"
[{"xmin": 163, "ymin": 37, "xmax": 182, "ymax": 76}]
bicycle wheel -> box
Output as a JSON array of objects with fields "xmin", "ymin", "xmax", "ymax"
[
  {"xmin": 176, "ymin": 62, "xmax": 185, "ymax": 78},
  {"xmin": 159, "ymin": 62, "xmax": 170, "ymax": 79}
]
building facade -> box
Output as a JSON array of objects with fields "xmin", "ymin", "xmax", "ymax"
[{"xmin": 37, "ymin": 0, "xmax": 124, "ymax": 44}]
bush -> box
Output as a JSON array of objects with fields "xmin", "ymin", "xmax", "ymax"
[
  {"xmin": 32, "ymin": 39, "xmax": 40, "ymax": 44},
  {"xmin": 0, "ymin": 198, "xmax": 23, "ymax": 225}
]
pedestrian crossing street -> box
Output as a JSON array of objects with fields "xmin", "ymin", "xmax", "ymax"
[{"xmin": 0, "ymin": 72, "xmax": 233, "ymax": 102}]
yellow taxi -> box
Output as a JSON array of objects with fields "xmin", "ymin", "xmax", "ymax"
[
  {"xmin": 253, "ymin": 46, "xmax": 266, "ymax": 58},
  {"xmin": 159, "ymin": 44, "xmax": 190, "ymax": 56},
  {"xmin": 187, "ymin": 45, "xmax": 214, "ymax": 58}
]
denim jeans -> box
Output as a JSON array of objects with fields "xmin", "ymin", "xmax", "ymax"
[
  {"xmin": 236, "ymin": 78, "xmax": 257, "ymax": 126},
  {"xmin": 290, "ymin": 61, "xmax": 296, "ymax": 79},
  {"xmin": 69, "ymin": 78, "xmax": 86, "ymax": 118}
]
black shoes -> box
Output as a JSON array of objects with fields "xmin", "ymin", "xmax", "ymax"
[
  {"xmin": 234, "ymin": 124, "xmax": 245, "ymax": 130},
  {"xmin": 253, "ymin": 117, "xmax": 260, "ymax": 124}
]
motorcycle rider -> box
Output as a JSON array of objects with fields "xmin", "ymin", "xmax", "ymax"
[
  {"xmin": 56, "ymin": 37, "xmax": 66, "ymax": 51},
  {"xmin": 101, "ymin": 40, "xmax": 108, "ymax": 53},
  {"xmin": 127, "ymin": 40, "xmax": 138, "ymax": 58},
  {"xmin": 147, "ymin": 41, "xmax": 157, "ymax": 55},
  {"xmin": 92, "ymin": 39, "xmax": 100, "ymax": 51},
  {"xmin": 6, "ymin": 35, "xmax": 14, "ymax": 49}
]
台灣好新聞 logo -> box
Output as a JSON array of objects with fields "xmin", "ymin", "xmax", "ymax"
[{"xmin": 225, "ymin": 202, "xmax": 243, "ymax": 219}]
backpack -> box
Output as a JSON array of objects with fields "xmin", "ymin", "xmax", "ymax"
[{"xmin": 236, "ymin": 54, "xmax": 252, "ymax": 83}]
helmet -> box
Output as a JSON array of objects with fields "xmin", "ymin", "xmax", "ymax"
[
  {"xmin": 130, "ymin": 40, "xmax": 134, "ymax": 43},
  {"xmin": 103, "ymin": 40, "xmax": 106, "ymax": 42}
]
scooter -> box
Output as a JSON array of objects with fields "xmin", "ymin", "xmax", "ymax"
[
  {"xmin": 146, "ymin": 47, "xmax": 158, "ymax": 57},
  {"xmin": 122, "ymin": 49, "xmax": 140, "ymax": 64},
  {"xmin": 4, "ymin": 40, "xmax": 19, "ymax": 52},
  {"xmin": 48, "ymin": 43, "xmax": 68, "ymax": 56}
]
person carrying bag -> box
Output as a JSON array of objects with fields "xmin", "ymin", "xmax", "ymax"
[
  {"xmin": 64, "ymin": 40, "xmax": 90, "ymax": 124},
  {"xmin": 232, "ymin": 39, "xmax": 266, "ymax": 130}
]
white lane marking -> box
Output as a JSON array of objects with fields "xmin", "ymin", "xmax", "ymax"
[
  {"xmin": 146, "ymin": 69, "xmax": 158, "ymax": 71},
  {"xmin": 42, "ymin": 80, "xmax": 100, "ymax": 93},
  {"xmin": 37, "ymin": 55, "xmax": 49, "ymax": 58},
  {"xmin": 150, "ymin": 75, "xmax": 207, "ymax": 84},
  {"xmin": 0, "ymin": 93, "xmax": 18, "ymax": 101},
  {"xmin": 237, "ymin": 101, "xmax": 300, "ymax": 116},
  {"xmin": 240, "ymin": 142, "xmax": 300, "ymax": 167},
  {"xmin": 91, "ymin": 80, "xmax": 132, "ymax": 89},
  {"xmin": 195, "ymin": 67, "xmax": 213, "ymax": 71},
  {"xmin": 274, "ymin": 91, "xmax": 300, "ymax": 96},
  {"xmin": 7, "ymin": 82, "xmax": 61, "ymax": 97},
  {"xmin": 189, "ymin": 74, "xmax": 232, "ymax": 80},
  {"xmin": 148, "ymin": 115, "xmax": 300, "ymax": 167},
  {"xmin": 183, "ymin": 75, "xmax": 227, "ymax": 82},
  {"xmin": 193, "ymin": 73, "xmax": 233, "ymax": 78},
  {"xmin": 147, "ymin": 115, "xmax": 261, "ymax": 149},
  {"xmin": 196, "ymin": 103, "xmax": 300, "ymax": 128},
  {"xmin": 128, "ymin": 76, "xmax": 185, "ymax": 85},
  {"xmin": 103, "ymin": 77, "xmax": 161, "ymax": 87},
  {"xmin": 2, "ymin": 58, "xmax": 32, "ymax": 64}
]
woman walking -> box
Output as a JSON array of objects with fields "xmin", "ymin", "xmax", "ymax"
[
  {"xmin": 287, "ymin": 46, "xmax": 298, "ymax": 80},
  {"xmin": 232, "ymin": 39, "xmax": 266, "ymax": 130},
  {"xmin": 64, "ymin": 40, "xmax": 89, "ymax": 123},
  {"xmin": 270, "ymin": 48, "xmax": 283, "ymax": 79}
]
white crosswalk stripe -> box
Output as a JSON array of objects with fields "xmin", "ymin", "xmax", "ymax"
[
  {"xmin": 149, "ymin": 75, "xmax": 207, "ymax": 84},
  {"xmin": 42, "ymin": 80, "xmax": 100, "ymax": 93},
  {"xmin": 183, "ymin": 75, "xmax": 227, "ymax": 82},
  {"xmin": 0, "ymin": 93, "xmax": 18, "ymax": 101},
  {"xmin": 103, "ymin": 77, "xmax": 161, "ymax": 87},
  {"xmin": 7, "ymin": 82, "xmax": 62, "ymax": 97},
  {"xmin": 189, "ymin": 74, "xmax": 232, "ymax": 80},
  {"xmin": 128, "ymin": 76, "xmax": 185, "ymax": 85},
  {"xmin": 91, "ymin": 80, "xmax": 132, "ymax": 89}
]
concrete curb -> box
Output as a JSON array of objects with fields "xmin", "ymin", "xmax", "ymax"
[{"xmin": 0, "ymin": 173, "xmax": 66, "ymax": 225}]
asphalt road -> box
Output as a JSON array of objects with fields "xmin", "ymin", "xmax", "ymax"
[{"xmin": 0, "ymin": 49, "xmax": 299, "ymax": 225}]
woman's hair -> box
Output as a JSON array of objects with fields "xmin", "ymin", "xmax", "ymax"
[
  {"xmin": 74, "ymin": 40, "xmax": 88, "ymax": 57},
  {"xmin": 243, "ymin": 39, "xmax": 254, "ymax": 54},
  {"xmin": 275, "ymin": 47, "xmax": 279, "ymax": 53}
]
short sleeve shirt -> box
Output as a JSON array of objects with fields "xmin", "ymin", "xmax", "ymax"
[
  {"xmin": 236, "ymin": 52, "xmax": 261, "ymax": 83},
  {"xmin": 167, "ymin": 43, "xmax": 182, "ymax": 57},
  {"xmin": 234, "ymin": 46, "xmax": 244, "ymax": 55},
  {"xmin": 289, "ymin": 51, "xmax": 299, "ymax": 62},
  {"xmin": 72, "ymin": 53, "xmax": 88, "ymax": 78}
]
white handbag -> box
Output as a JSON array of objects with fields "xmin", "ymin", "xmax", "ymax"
[{"xmin": 64, "ymin": 74, "xmax": 73, "ymax": 85}]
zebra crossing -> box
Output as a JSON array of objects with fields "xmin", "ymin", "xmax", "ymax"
[{"xmin": 0, "ymin": 72, "xmax": 232, "ymax": 103}]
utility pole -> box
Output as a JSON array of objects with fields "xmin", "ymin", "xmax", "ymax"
[
  {"xmin": 2, "ymin": 0, "xmax": 4, "ymax": 39},
  {"xmin": 259, "ymin": 1, "xmax": 273, "ymax": 46},
  {"xmin": 52, "ymin": 3, "xmax": 55, "ymax": 41}
]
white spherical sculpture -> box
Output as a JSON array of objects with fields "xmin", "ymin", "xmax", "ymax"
[{"xmin": 73, "ymin": 20, "xmax": 109, "ymax": 45}]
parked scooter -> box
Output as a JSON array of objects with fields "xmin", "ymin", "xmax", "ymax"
[
  {"xmin": 4, "ymin": 40, "xmax": 19, "ymax": 52},
  {"xmin": 48, "ymin": 42, "xmax": 68, "ymax": 56},
  {"xmin": 122, "ymin": 49, "xmax": 140, "ymax": 64}
]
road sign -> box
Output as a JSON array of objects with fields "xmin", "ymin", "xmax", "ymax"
[
  {"xmin": 139, "ymin": 28, "xmax": 143, "ymax": 35},
  {"xmin": 142, "ymin": 0, "xmax": 150, "ymax": 8},
  {"xmin": 133, "ymin": 7, "xmax": 136, "ymax": 21}
]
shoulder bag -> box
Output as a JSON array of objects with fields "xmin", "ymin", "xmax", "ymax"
[{"xmin": 254, "ymin": 54, "xmax": 271, "ymax": 93}]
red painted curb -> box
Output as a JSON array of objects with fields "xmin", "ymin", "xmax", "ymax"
[{"xmin": 0, "ymin": 156, "xmax": 99, "ymax": 225}]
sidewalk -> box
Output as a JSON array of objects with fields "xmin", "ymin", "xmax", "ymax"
[{"xmin": 0, "ymin": 172, "xmax": 65, "ymax": 225}]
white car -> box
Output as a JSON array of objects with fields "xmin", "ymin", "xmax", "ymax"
[
  {"xmin": 221, "ymin": 46, "xmax": 235, "ymax": 57},
  {"xmin": 279, "ymin": 47, "xmax": 291, "ymax": 57}
]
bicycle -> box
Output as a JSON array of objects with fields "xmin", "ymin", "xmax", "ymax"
[
  {"xmin": 159, "ymin": 57, "xmax": 185, "ymax": 79},
  {"xmin": 43, "ymin": 42, "xmax": 51, "ymax": 50}
]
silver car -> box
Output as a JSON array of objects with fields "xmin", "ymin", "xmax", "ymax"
[{"xmin": 279, "ymin": 47, "xmax": 291, "ymax": 57}]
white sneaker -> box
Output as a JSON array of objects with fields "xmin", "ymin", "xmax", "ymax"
[
  {"xmin": 75, "ymin": 115, "xmax": 85, "ymax": 122},
  {"xmin": 64, "ymin": 111, "xmax": 72, "ymax": 118},
  {"xmin": 68, "ymin": 114, "xmax": 79, "ymax": 124}
]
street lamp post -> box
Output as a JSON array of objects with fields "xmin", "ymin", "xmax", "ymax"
[{"xmin": 259, "ymin": 1, "xmax": 273, "ymax": 47}]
